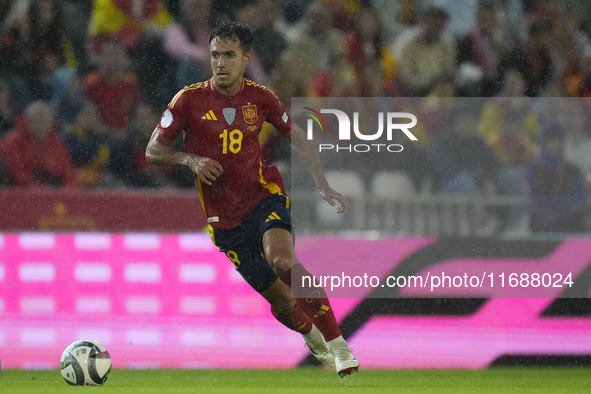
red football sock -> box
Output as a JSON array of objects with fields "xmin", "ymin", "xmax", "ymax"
[
  {"xmin": 270, "ymin": 303, "xmax": 312, "ymax": 334},
  {"xmin": 280, "ymin": 264, "xmax": 342, "ymax": 342}
]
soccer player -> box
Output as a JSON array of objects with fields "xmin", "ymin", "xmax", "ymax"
[{"xmin": 146, "ymin": 22, "xmax": 359, "ymax": 377}]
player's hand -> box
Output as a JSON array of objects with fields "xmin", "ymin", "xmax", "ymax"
[
  {"xmin": 188, "ymin": 156, "xmax": 223, "ymax": 186},
  {"xmin": 319, "ymin": 187, "xmax": 349, "ymax": 214}
]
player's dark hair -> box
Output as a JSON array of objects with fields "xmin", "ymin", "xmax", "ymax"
[{"xmin": 209, "ymin": 22, "xmax": 253, "ymax": 53}]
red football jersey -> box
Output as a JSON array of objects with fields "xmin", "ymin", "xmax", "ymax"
[{"xmin": 156, "ymin": 78, "xmax": 292, "ymax": 229}]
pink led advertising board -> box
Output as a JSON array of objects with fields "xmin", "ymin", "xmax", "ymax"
[{"xmin": 0, "ymin": 234, "xmax": 590, "ymax": 369}]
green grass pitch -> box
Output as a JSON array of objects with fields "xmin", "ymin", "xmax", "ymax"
[{"xmin": 1, "ymin": 368, "xmax": 590, "ymax": 394}]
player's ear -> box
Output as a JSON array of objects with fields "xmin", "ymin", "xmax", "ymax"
[{"xmin": 243, "ymin": 50, "xmax": 253, "ymax": 64}]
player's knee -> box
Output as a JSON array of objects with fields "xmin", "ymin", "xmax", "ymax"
[{"xmin": 270, "ymin": 295, "xmax": 295, "ymax": 315}]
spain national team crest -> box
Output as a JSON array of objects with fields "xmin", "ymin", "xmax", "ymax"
[{"xmin": 242, "ymin": 104, "xmax": 258, "ymax": 125}]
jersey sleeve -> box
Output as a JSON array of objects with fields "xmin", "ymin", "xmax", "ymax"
[
  {"xmin": 156, "ymin": 88, "xmax": 190, "ymax": 140},
  {"xmin": 263, "ymin": 89, "xmax": 292, "ymax": 134}
]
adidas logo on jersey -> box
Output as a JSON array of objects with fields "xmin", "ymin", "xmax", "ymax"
[
  {"xmin": 202, "ymin": 110, "xmax": 218, "ymax": 121},
  {"xmin": 265, "ymin": 212, "xmax": 281, "ymax": 222}
]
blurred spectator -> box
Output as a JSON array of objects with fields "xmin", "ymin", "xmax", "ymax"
[
  {"xmin": 539, "ymin": 95, "xmax": 591, "ymax": 183},
  {"xmin": 558, "ymin": 4, "xmax": 591, "ymax": 96},
  {"xmin": 497, "ymin": 67, "xmax": 528, "ymax": 97},
  {"xmin": 54, "ymin": 72, "xmax": 86, "ymax": 125},
  {"xmin": 89, "ymin": 0, "xmax": 172, "ymax": 51},
  {"xmin": 60, "ymin": 101, "xmax": 111, "ymax": 187},
  {"xmin": 109, "ymin": 102, "xmax": 172, "ymax": 187},
  {"xmin": 562, "ymin": 49, "xmax": 588, "ymax": 97},
  {"xmin": 328, "ymin": 0, "xmax": 359, "ymax": 32},
  {"xmin": 61, "ymin": 0, "xmax": 93, "ymax": 74},
  {"xmin": 503, "ymin": 0, "xmax": 527, "ymax": 44},
  {"xmin": 563, "ymin": 103, "xmax": 591, "ymax": 181},
  {"xmin": 248, "ymin": 0, "xmax": 288, "ymax": 76},
  {"xmin": 0, "ymin": 100, "xmax": 76, "ymax": 187},
  {"xmin": 396, "ymin": 6, "xmax": 455, "ymax": 97},
  {"xmin": 430, "ymin": 101, "xmax": 501, "ymax": 195},
  {"xmin": 0, "ymin": 0, "xmax": 29, "ymax": 112},
  {"xmin": 456, "ymin": 1, "xmax": 508, "ymax": 96},
  {"xmin": 0, "ymin": 79, "xmax": 16, "ymax": 136},
  {"xmin": 274, "ymin": 1, "xmax": 355, "ymax": 100},
  {"xmin": 82, "ymin": 38, "xmax": 141, "ymax": 135},
  {"xmin": 414, "ymin": 76, "xmax": 456, "ymax": 145},
  {"xmin": 508, "ymin": 19, "xmax": 554, "ymax": 97},
  {"xmin": 89, "ymin": 0, "xmax": 173, "ymax": 104},
  {"xmin": 0, "ymin": 0, "xmax": 28, "ymax": 110},
  {"xmin": 282, "ymin": 0, "xmax": 314, "ymax": 24},
  {"xmin": 487, "ymin": 109, "xmax": 537, "ymax": 167},
  {"xmin": 526, "ymin": 122, "xmax": 586, "ymax": 232},
  {"xmin": 0, "ymin": 0, "xmax": 24, "ymax": 73},
  {"xmin": 371, "ymin": 0, "xmax": 425, "ymax": 44},
  {"xmin": 271, "ymin": 47, "xmax": 314, "ymax": 104},
  {"xmin": 528, "ymin": 0, "xmax": 560, "ymax": 28},
  {"xmin": 224, "ymin": 2, "xmax": 270, "ymax": 85},
  {"xmin": 345, "ymin": 4, "xmax": 390, "ymax": 96},
  {"xmin": 20, "ymin": 0, "xmax": 75, "ymax": 101},
  {"xmin": 164, "ymin": 0, "xmax": 213, "ymax": 88},
  {"xmin": 433, "ymin": 0, "xmax": 480, "ymax": 37},
  {"xmin": 570, "ymin": 55, "xmax": 591, "ymax": 97},
  {"xmin": 479, "ymin": 69, "xmax": 540, "ymax": 143}
]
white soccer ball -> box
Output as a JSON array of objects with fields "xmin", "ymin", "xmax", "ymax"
[{"xmin": 60, "ymin": 340, "xmax": 112, "ymax": 386}]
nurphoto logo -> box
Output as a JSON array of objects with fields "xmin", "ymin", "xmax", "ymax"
[{"xmin": 303, "ymin": 107, "xmax": 418, "ymax": 153}]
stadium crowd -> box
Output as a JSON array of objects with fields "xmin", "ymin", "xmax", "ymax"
[{"xmin": 0, "ymin": 0, "xmax": 590, "ymax": 232}]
